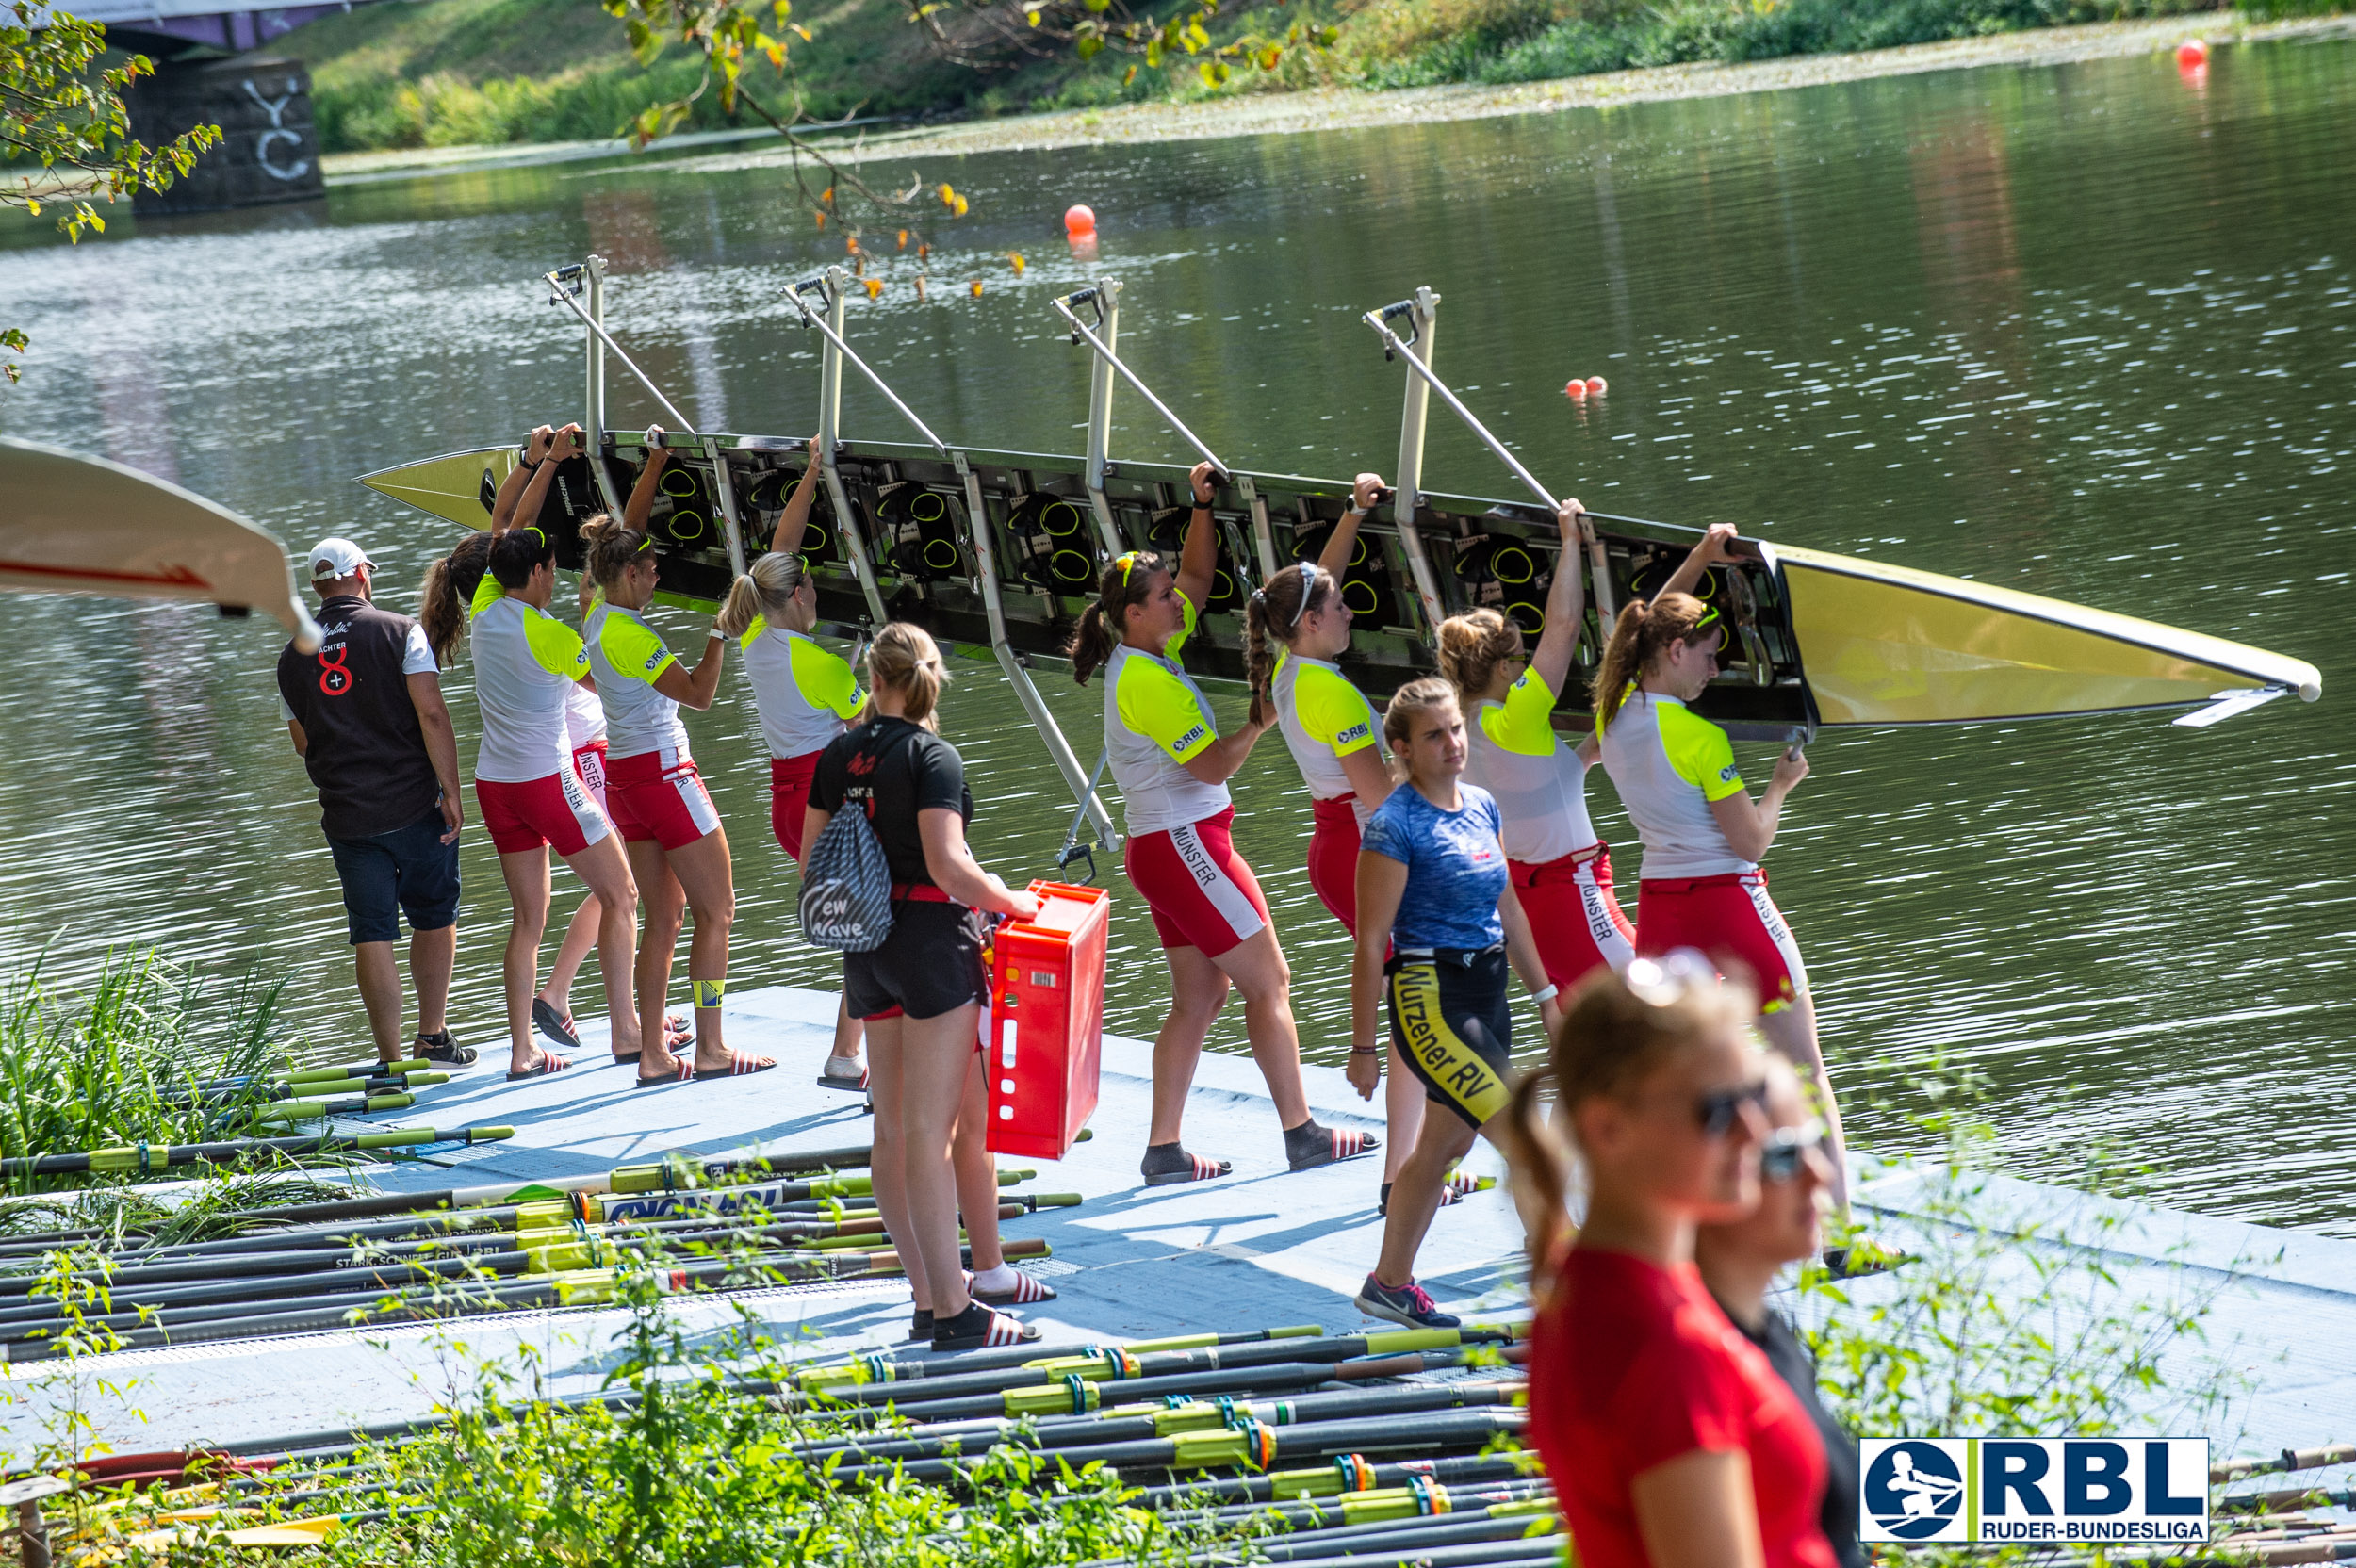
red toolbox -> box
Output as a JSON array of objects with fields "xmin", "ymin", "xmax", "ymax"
[{"xmin": 985, "ymin": 880, "xmax": 1109, "ymax": 1158}]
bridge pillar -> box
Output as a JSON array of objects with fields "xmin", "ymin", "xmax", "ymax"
[{"xmin": 126, "ymin": 56, "xmax": 325, "ymax": 214}]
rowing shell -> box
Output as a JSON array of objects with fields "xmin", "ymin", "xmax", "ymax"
[
  {"xmin": 2, "ymin": 437, "xmax": 322, "ymax": 650},
  {"xmin": 359, "ymin": 434, "xmax": 2319, "ymax": 737}
]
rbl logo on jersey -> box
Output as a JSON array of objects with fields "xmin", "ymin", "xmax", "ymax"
[
  {"xmin": 1860, "ymin": 1439, "xmax": 2208, "ymax": 1545},
  {"xmin": 1335, "ymin": 721, "xmax": 1372, "ymax": 746},
  {"xmin": 1174, "ymin": 724, "xmax": 1208, "ymax": 751}
]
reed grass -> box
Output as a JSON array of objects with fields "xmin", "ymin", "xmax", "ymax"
[{"xmin": 0, "ymin": 952, "xmax": 300, "ymax": 1194}]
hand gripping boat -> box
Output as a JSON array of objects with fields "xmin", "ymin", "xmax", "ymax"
[{"xmin": 359, "ymin": 263, "xmax": 2322, "ymax": 849}]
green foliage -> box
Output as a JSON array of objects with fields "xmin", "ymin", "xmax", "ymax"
[
  {"xmin": 0, "ymin": 0, "xmax": 221, "ymax": 381},
  {"xmin": 1797, "ymin": 1060, "xmax": 2247, "ymax": 1562},
  {"xmin": 1346, "ymin": 0, "xmax": 2231, "ymax": 87},
  {"xmin": 0, "ymin": 952, "xmax": 298, "ymax": 1192}
]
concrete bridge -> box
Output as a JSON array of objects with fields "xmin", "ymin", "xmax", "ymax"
[{"xmin": 70, "ymin": 0, "xmax": 357, "ymax": 56}]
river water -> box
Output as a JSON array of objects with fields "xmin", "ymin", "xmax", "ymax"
[{"xmin": 2, "ymin": 33, "xmax": 2349, "ymax": 1226}]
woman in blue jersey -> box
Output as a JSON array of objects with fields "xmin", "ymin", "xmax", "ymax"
[
  {"xmin": 1069, "ymin": 460, "xmax": 1371, "ymax": 1187},
  {"xmin": 714, "ymin": 443, "xmax": 872, "ymax": 1091},
  {"xmin": 1346, "ymin": 678, "xmax": 1559, "ymax": 1328},
  {"xmin": 579, "ymin": 510, "xmax": 775, "ymax": 1085}
]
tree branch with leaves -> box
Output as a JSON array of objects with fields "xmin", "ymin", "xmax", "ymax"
[{"xmin": 1, "ymin": 1, "xmax": 221, "ymax": 384}]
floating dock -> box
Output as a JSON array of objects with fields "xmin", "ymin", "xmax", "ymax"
[{"xmin": 3, "ymin": 985, "xmax": 2348, "ymax": 1467}]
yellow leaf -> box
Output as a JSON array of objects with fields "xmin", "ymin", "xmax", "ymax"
[
  {"xmin": 864, "ymin": 278, "xmax": 883, "ymax": 299},
  {"xmin": 1008, "ymin": 253, "xmax": 1025, "ymax": 272},
  {"xmin": 938, "ymin": 183, "xmax": 956, "ymax": 204},
  {"xmin": 815, "ymin": 210, "xmax": 827, "ymax": 228},
  {"xmin": 896, "ymin": 228, "xmax": 909, "ymax": 249},
  {"xmin": 969, "ymin": 279, "xmax": 983, "ymax": 297},
  {"xmin": 953, "ymin": 195, "xmax": 969, "ymax": 217}
]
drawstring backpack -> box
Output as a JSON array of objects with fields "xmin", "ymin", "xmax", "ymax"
[{"xmin": 798, "ymin": 784, "xmax": 895, "ymax": 952}]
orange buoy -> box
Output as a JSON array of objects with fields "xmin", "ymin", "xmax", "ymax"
[
  {"xmin": 1586, "ymin": 376, "xmax": 1609, "ymax": 396},
  {"xmin": 1065, "ymin": 204, "xmax": 1096, "ymax": 237},
  {"xmin": 2175, "ymin": 37, "xmax": 2208, "ymax": 66},
  {"xmin": 1564, "ymin": 380, "xmax": 1588, "ymax": 400}
]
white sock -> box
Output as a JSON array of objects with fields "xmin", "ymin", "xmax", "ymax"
[{"xmin": 969, "ymin": 1264, "xmax": 1020, "ymax": 1295}]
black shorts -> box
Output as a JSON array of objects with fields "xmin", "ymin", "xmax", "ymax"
[
  {"xmin": 845, "ymin": 899, "xmax": 989, "ymax": 1022},
  {"xmin": 326, "ymin": 807, "xmax": 461, "ymax": 946},
  {"xmin": 1385, "ymin": 944, "xmax": 1513, "ymax": 1132}
]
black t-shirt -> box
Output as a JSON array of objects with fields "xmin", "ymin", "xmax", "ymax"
[
  {"xmin": 810, "ymin": 717, "xmax": 973, "ymax": 889},
  {"xmin": 1736, "ymin": 1306, "xmax": 1865, "ymax": 1568}
]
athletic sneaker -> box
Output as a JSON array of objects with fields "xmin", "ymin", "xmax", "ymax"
[{"xmin": 1353, "ymin": 1273, "xmax": 1460, "ymax": 1330}]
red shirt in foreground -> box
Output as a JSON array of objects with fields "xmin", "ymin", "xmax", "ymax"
[{"xmin": 1528, "ymin": 1246, "xmax": 1837, "ymax": 1568}]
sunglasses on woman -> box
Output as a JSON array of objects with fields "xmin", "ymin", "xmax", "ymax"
[
  {"xmin": 1693, "ymin": 1080, "xmax": 1769, "ymax": 1138},
  {"xmin": 1759, "ymin": 1126, "xmax": 1819, "ymax": 1181}
]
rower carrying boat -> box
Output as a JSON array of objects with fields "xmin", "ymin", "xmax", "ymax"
[{"xmin": 358, "ymin": 259, "xmax": 2323, "ymax": 858}]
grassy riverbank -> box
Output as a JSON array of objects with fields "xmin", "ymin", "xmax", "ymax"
[{"xmin": 286, "ymin": 0, "xmax": 2343, "ymax": 155}]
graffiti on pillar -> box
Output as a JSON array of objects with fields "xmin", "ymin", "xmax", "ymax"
[{"xmin": 241, "ymin": 78, "xmax": 311, "ymax": 182}]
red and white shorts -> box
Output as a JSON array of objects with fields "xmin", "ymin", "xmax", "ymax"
[
  {"xmin": 1125, "ymin": 806, "xmax": 1269, "ymax": 958},
  {"xmin": 1511, "ymin": 842, "xmax": 1636, "ymax": 991},
  {"xmin": 1307, "ymin": 794, "xmax": 1363, "ymax": 937},
  {"xmin": 1635, "ymin": 868, "xmax": 1809, "ymax": 1013},
  {"xmin": 478, "ymin": 768, "xmax": 611, "ymax": 857},
  {"xmin": 606, "ymin": 747, "xmax": 721, "ymax": 852},
  {"xmin": 769, "ymin": 751, "xmax": 821, "ymax": 860},
  {"xmin": 571, "ymin": 741, "xmax": 610, "ymax": 816}
]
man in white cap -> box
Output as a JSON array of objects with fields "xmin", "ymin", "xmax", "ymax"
[{"xmin": 277, "ymin": 538, "xmax": 476, "ymax": 1067}]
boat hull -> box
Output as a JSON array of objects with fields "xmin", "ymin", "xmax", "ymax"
[{"xmin": 356, "ymin": 434, "xmax": 2318, "ymax": 736}]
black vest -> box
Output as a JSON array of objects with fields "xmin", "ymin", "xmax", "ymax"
[{"xmin": 276, "ymin": 596, "xmax": 443, "ymax": 840}]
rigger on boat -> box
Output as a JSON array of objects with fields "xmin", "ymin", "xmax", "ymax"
[{"xmin": 357, "ymin": 260, "xmax": 2320, "ymax": 851}]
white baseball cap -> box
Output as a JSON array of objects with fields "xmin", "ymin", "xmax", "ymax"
[{"xmin": 308, "ymin": 538, "xmax": 376, "ymax": 581}]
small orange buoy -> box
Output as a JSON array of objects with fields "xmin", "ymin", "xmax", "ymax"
[
  {"xmin": 2175, "ymin": 37, "xmax": 2208, "ymax": 66},
  {"xmin": 1586, "ymin": 376, "xmax": 1609, "ymax": 396},
  {"xmin": 1564, "ymin": 380, "xmax": 1588, "ymax": 400},
  {"xmin": 1064, "ymin": 204, "xmax": 1097, "ymax": 237},
  {"xmin": 970, "ymin": 279, "xmax": 984, "ymax": 298},
  {"xmin": 864, "ymin": 278, "xmax": 883, "ymax": 300}
]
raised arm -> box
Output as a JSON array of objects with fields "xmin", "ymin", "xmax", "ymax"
[
  {"xmin": 1174, "ymin": 460, "xmax": 1219, "ymax": 612},
  {"xmin": 489, "ymin": 425, "xmax": 554, "ymax": 535},
  {"xmin": 1319, "ymin": 473, "xmax": 1384, "ymax": 579},
  {"xmin": 1655, "ymin": 522, "xmax": 1739, "ymax": 605},
  {"xmin": 1529, "ymin": 498, "xmax": 1592, "ymax": 697},
  {"xmin": 624, "ymin": 428, "xmax": 670, "ymax": 532},
  {"xmin": 771, "ymin": 440, "xmax": 826, "ymax": 554},
  {"xmin": 501, "ymin": 424, "xmax": 581, "ymax": 539}
]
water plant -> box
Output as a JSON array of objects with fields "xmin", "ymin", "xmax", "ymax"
[{"xmin": 0, "ymin": 952, "xmax": 301, "ymax": 1195}]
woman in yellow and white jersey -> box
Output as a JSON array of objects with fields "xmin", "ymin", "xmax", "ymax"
[
  {"xmin": 464, "ymin": 433, "xmax": 641, "ymax": 1081},
  {"xmin": 1437, "ymin": 498, "xmax": 1636, "ymax": 997},
  {"xmin": 714, "ymin": 449, "xmax": 872, "ymax": 1092},
  {"xmin": 581, "ymin": 510, "xmax": 776, "ymax": 1087},
  {"xmin": 1069, "ymin": 460, "xmax": 1375, "ymax": 1188},
  {"xmin": 1593, "ymin": 524, "xmax": 1851, "ymax": 1214},
  {"xmin": 1244, "ymin": 470, "xmax": 1434, "ymax": 1210}
]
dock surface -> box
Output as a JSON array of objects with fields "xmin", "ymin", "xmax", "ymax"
[{"xmin": 3, "ymin": 985, "xmax": 2348, "ymax": 1463}]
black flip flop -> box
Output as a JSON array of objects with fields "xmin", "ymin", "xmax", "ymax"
[
  {"xmin": 932, "ymin": 1301, "xmax": 1039, "ymax": 1351},
  {"xmin": 635, "ymin": 1058, "xmax": 694, "ymax": 1088},
  {"xmin": 530, "ymin": 997, "xmax": 582, "ymax": 1051},
  {"xmin": 505, "ymin": 1052, "xmax": 571, "ymax": 1083}
]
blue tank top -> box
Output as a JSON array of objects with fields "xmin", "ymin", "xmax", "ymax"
[{"xmin": 1360, "ymin": 782, "xmax": 1508, "ymax": 952}]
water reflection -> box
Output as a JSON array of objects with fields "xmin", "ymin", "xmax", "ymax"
[{"xmin": 0, "ymin": 36, "xmax": 2348, "ymax": 1227}]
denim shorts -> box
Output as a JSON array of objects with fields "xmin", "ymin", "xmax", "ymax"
[{"xmin": 327, "ymin": 807, "xmax": 462, "ymax": 945}]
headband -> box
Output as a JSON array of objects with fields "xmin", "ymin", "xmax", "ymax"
[{"xmin": 1286, "ymin": 562, "xmax": 1323, "ymax": 630}]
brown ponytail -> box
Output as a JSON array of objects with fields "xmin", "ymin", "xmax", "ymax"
[
  {"xmin": 420, "ymin": 531, "xmax": 492, "ymax": 668},
  {"xmin": 1591, "ymin": 591, "xmax": 1714, "ymax": 731},
  {"xmin": 868, "ymin": 621, "xmax": 948, "ymax": 730},
  {"xmin": 1435, "ymin": 610, "xmax": 1523, "ymax": 710},
  {"xmin": 1243, "ymin": 561, "xmax": 1338, "ymax": 695},
  {"xmin": 1068, "ymin": 550, "xmax": 1168, "ymax": 686},
  {"xmin": 1498, "ymin": 965, "xmax": 1756, "ymax": 1298},
  {"xmin": 578, "ymin": 513, "xmax": 649, "ymax": 595}
]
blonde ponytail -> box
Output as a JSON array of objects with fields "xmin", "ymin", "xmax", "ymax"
[
  {"xmin": 1591, "ymin": 591, "xmax": 1712, "ymax": 731},
  {"xmin": 717, "ymin": 550, "xmax": 806, "ymax": 639},
  {"xmin": 868, "ymin": 621, "xmax": 948, "ymax": 731},
  {"xmin": 1435, "ymin": 611, "xmax": 1523, "ymax": 709}
]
